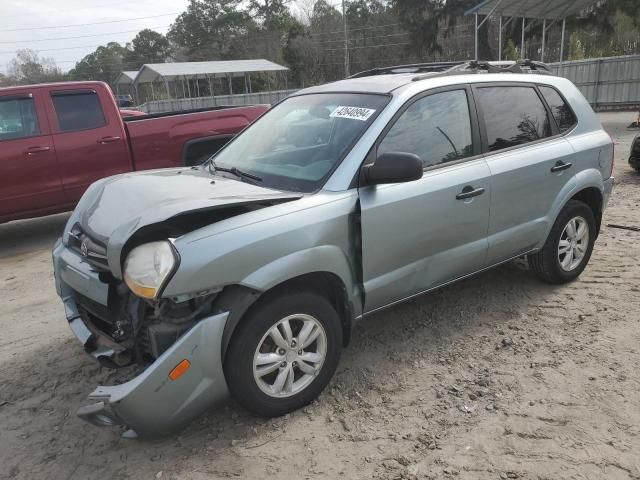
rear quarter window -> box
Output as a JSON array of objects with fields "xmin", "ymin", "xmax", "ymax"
[{"xmin": 539, "ymin": 86, "xmax": 577, "ymax": 133}]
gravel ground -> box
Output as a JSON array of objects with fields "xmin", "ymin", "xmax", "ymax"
[{"xmin": 1, "ymin": 112, "xmax": 639, "ymax": 480}]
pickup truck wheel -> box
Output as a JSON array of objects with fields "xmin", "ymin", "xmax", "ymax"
[
  {"xmin": 528, "ymin": 199, "xmax": 596, "ymax": 284},
  {"xmin": 224, "ymin": 291, "xmax": 342, "ymax": 417}
]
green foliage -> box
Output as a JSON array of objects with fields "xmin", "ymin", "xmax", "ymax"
[
  {"xmin": 4, "ymin": 0, "xmax": 640, "ymax": 88},
  {"xmin": 502, "ymin": 39, "xmax": 519, "ymax": 61},
  {"xmin": 124, "ymin": 30, "xmax": 172, "ymax": 67},
  {"xmin": 69, "ymin": 42, "xmax": 128, "ymax": 84},
  {"xmin": 167, "ymin": 0, "xmax": 252, "ymax": 60},
  {"xmin": 8, "ymin": 50, "xmax": 67, "ymax": 85}
]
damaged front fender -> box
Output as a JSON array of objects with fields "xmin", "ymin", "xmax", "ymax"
[{"xmin": 77, "ymin": 311, "xmax": 230, "ymax": 437}]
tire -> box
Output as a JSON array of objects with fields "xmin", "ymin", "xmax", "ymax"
[
  {"xmin": 528, "ymin": 199, "xmax": 596, "ymax": 284},
  {"xmin": 224, "ymin": 290, "xmax": 343, "ymax": 417}
]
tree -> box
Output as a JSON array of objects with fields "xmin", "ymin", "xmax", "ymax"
[
  {"xmin": 503, "ymin": 39, "xmax": 519, "ymax": 61},
  {"xmin": 8, "ymin": 50, "xmax": 67, "ymax": 85},
  {"xmin": 124, "ymin": 29, "xmax": 172, "ymax": 67},
  {"xmin": 249, "ymin": 0, "xmax": 292, "ymax": 31},
  {"xmin": 391, "ymin": 0, "xmax": 444, "ymax": 59},
  {"xmin": 167, "ymin": 0, "xmax": 252, "ymax": 60},
  {"xmin": 69, "ymin": 42, "xmax": 127, "ymax": 85}
]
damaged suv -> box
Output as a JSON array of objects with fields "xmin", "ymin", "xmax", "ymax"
[{"xmin": 53, "ymin": 61, "xmax": 614, "ymax": 436}]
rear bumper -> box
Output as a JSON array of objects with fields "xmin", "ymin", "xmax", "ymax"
[{"xmin": 53, "ymin": 239, "xmax": 230, "ymax": 437}]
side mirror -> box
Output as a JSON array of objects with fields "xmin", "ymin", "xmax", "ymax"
[{"xmin": 363, "ymin": 152, "xmax": 423, "ymax": 185}]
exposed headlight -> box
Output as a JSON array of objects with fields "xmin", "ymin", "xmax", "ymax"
[{"xmin": 123, "ymin": 241, "xmax": 177, "ymax": 299}]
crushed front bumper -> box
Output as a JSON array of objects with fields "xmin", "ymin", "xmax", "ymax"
[{"xmin": 53, "ymin": 239, "xmax": 230, "ymax": 437}]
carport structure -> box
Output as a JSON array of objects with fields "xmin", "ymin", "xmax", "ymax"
[
  {"xmin": 132, "ymin": 59, "xmax": 288, "ymax": 101},
  {"xmin": 114, "ymin": 70, "xmax": 139, "ymax": 98},
  {"xmin": 465, "ymin": 0, "xmax": 598, "ymax": 63}
]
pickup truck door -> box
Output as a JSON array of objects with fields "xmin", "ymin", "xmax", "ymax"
[
  {"xmin": 46, "ymin": 87, "xmax": 131, "ymax": 203},
  {"xmin": 358, "ymin": 87, "xmax": 491, "ymax": 313},
  {"xmin": 0, "ymin": 90, "xmax": 63, "ymax": 221}
]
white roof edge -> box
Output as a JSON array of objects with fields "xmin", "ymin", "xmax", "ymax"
[{"xmin": 132, "ymin": 59, "xmax": 288, "ymax": 84}]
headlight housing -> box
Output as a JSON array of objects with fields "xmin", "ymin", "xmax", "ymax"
[{"xmin": 123, "ymin": 241, "xmax": 177, "ymax": 299}]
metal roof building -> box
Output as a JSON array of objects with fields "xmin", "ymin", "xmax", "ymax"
[
  {"xmin": 465, "ymin": 0, "xmax": 599, "ymax": 63},
  {"xmin": 114, "ymin": 70, "xmax": 138, "ymax": 87},
  {"xmin": 134, "ymin": 59, "xmax": 287, "ymax": 84},
  {"xmin": 118, "ymin": 59, "xmax": 288, "ymax": 103},
  {"xmin": 134, "ymin": 59, "xmax": 287, "ymax": 99}
]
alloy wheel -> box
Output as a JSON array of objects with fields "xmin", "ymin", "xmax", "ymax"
[
  {"xmin": 252, "ymin": 314, "xmax": 327, "ymax": 398},
  {"xmin": 558, "ymin": 215, "xmax": 589, "ymax": 272}
]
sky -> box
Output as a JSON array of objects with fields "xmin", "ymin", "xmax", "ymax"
[{"xmin": 0, "ymin": 0, "xmax": 345, "ymax": 75}]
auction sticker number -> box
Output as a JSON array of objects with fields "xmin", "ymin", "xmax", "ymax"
[{"xmin": 330, "ymin": 106, "xmax": 376, "ymax": 122}]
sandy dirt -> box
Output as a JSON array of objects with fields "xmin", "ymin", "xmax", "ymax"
[{"xmin": 1, "ymin": 112, "xmax": 639, "ymax": 480}]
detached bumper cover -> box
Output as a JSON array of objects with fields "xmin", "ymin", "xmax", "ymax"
[
  {"xmin": 53, "ymin": 239, "xmax": 230, "ymax": 437},
  {"xmin": 77, "ymin": 311, "xmax": 230, "ymax": 436}
]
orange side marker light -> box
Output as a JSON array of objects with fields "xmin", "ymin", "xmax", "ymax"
[{"xmin": 169, "ymin": 359, "xmax": 191, "ymax": 381}]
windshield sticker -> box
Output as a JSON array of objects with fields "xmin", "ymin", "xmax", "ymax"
[{"xmin": 330, "ymin": 106, "xmax": 376, "ymax": 122}]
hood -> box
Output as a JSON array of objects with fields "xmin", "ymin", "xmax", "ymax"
[{"xmin": 69, "ymin": 167, "xmax": 302, "ymax": 277}]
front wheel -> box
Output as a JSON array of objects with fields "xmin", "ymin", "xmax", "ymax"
[
  {"xmin": 224, "ymin": 291, "xmax": 342, "ymax": 417},
  {"xmin": 528, "ymin": 199, "xmax": 596, "ymax": 284}
]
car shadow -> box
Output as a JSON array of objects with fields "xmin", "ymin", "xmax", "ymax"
[
  {"xmin": 0, "ymin": 256, "xmax": 561, "ymax": 479},
  {"xmin": 0, "ymin": 213, "xmax": 70, "ymax": 259}
]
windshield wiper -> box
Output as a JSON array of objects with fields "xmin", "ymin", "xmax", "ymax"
[{"xmin": 208, "ymin": 160, "xmax": 262, "ymax": 182}]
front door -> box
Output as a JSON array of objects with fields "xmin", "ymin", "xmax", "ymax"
[
  {"xmin": 359, "ymin": 87, "xmax": 491, "ymax": 312},
  {"xmin": 0, "ymin": 90, "xmax": 63, "ymax": 220}
]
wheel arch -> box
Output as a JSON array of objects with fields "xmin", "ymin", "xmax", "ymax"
[
  {"xmin": 217, "ymin": 271, "xmax": 355, "ymax": 361},
  {"xmin": 181, "ymin": 134, "xmax": 235, "ymax": 166},
  {"xmin": 541, "ymin": 169, "xmax": 605, "ymax": 249},
  {"xmin": 570, "ymin": 186, "xmax": 603, "ymax": 235}
]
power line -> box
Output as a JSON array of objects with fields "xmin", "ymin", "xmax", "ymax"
[
  {"xmin": 0, "ymin": 25, "xmax": 172, "ymax": 45},
  {"xmin": 1, "ymin": 42, "xmax": 132, "ymax": 55},
  {"xmin": 307, "ymin": 22, "xmax": 403, "ymax": 37},
  {"xmin": 323, "ymin": 41, "xmax": 411, "ymax": 52},
  {"xmin": 1, "ymin": 0, "xmax": 167, "ymax": 19},
  {"xmin": 0, "ymin": 12, "xmax": 181, "ymax": 33}
]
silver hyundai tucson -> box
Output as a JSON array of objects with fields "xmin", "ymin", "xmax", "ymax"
[{"xmin": 52, "ymin": 61, "xmax": 615, "ymax": 436}]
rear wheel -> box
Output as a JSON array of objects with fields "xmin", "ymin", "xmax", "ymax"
[
  {"xmin": 528, "ymin": 200, "xmax": 596, "ymax": 284},
  {"xmin": 224, "ymin": 291, "xmax": 342, "ymax": 417}
]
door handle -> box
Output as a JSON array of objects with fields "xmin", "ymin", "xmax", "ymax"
[
  {"xmin": 97, "ymin": 136, "xmax": 121, "ymax": 144},
  {"xmin": 456, "ymin": 186, "xmax": 485, "ymax": 200},
  {"xmin": 550, "ymin": 161, "xmax": 572, "ymax": 173},
  {"xmin": 23, "ymin": 146, "xmax": 51, "ymax": 155}
]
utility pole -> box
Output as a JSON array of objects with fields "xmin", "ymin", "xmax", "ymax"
[{"xmin": 342, "ymin": 0, "xmax": 350, "ymax": 78}]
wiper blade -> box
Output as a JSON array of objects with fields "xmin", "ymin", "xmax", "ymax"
[{"xmin": 208, "ymin": 161, "xmax": 262, "ymax": 182}]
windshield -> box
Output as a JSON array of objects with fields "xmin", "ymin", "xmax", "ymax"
[{"xmin": 210, "ymin": 93, "xmax": 388, "ymax": 192}]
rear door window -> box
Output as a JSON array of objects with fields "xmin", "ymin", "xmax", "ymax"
[
  {"xmin": 475, "ymin": 86, "xmax": 552, "ymax": 152},
  {"xmin": 379, "ymin": 89, "xmax": 474, "ymax": 168},
  {"xmin": 539, "ymin": 86, "xmax": 577, "ymax": 133},
  {"xmin": 51, "ymin": 91, "xmax": 106, "ymax": 132},
  {"xmin": 0, "ymin": 96, "xmax": 40, "ymax": 141}
]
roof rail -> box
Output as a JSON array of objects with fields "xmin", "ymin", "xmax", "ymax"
[
  {"xmin": 349, "ymin": 61, "xmax": 465, "ymax": 79},
  {"xmin": 412, "ymin": 59, "xmax": 553, "ymax": 81}
]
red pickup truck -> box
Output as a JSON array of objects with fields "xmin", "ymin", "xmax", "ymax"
[{"xmin": 0, "ymin": 81, "xmax": 269, "ymax": 223}]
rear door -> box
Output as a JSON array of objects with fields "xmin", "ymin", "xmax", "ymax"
[
  {"xmin": 359, "ymin": 86, "xmax": 492, "ymax": 312},
  {"xmin": 472, "ymin": 83, "xmax": 577, "ymax": 265},
  {"xmin": 46, "ymin": 87, "xmax": 130, "ymax": 203},
  {"xmin": 0, "ymin": 89, "xmax": 63, "ymax": 220}
]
